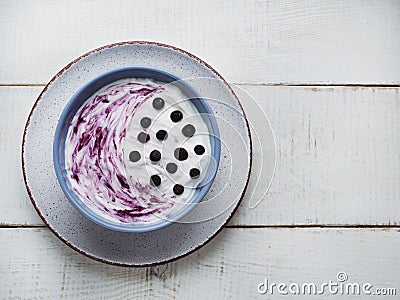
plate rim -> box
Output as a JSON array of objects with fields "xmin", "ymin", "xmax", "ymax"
[{"xmin": 21, "ymin": 40, "xmax": 253, "ymax": 267}]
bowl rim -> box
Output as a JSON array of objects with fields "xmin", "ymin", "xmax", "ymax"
[{"xmin": 53, "ymin": 66, "xmax": 221, "ymax": 232}]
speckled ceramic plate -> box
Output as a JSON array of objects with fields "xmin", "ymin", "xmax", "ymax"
[{"xmin": 22, "ymin": 41, "xmax": 251, "ymax": 266}]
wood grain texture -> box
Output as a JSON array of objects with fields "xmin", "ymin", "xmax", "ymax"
[
  {"xmin": 0, "ymin": 0, "xmax": 399, "ymax": 85},
  {"xmin": 1, "ymin": 86, "xmax": 399, "ymax": 226},
  {"xmin": 0, "ymin": 227, "xmax": 398, "ymax": 299},
  {"xmin": 0, "ymin": 87, "xmax": 42, "ymax": 225},
  {"xmin": 233, "ymin": 85, "xmax": 400, "ymax": 226}
]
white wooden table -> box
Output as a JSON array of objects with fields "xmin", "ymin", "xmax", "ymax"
[{"xmin": 1, "ymin": 1, "xmax": 400, "ymax": 298}]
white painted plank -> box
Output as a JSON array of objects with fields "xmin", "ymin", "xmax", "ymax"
[
  {"xmin": 232, "ymin": 85, "xmax": 400, "ymax": 226},
  {"xmin": 1, "ymin": 86, "xmax": 400, "ymax": 226},
  {"xmin": 0, "ymin": 87, "xmax": 42, "ymax": 225},
  {"xmin": 0, "ymin": 228, "xmax": 398, "ymax": 299},
  {"xmin": 0, "ymin": 86, "xmax": 400, "ymax": 225},
  {"xmin": 0, "ymin": 0, "xmax": 399, "ymax": 85}
]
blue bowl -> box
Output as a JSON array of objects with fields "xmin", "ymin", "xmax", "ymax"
[{"xmin": 53, "ymin": 67, "xmax": 220, "ymax": 232}]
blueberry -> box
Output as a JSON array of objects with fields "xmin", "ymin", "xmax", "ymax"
[
  {"xmin": 137, "ymin": 132, "xmax": 150, "ymax": 143},
  {"xmin": 149, "ymin": 150, "xmax": 161, "ymax": 162},
  {"xmin": 194, "ymin": 145, "xmax": 205, "ymax": 155},
  {"xmin": 189, "ymin": 168, "xmax": 200, "ymax": 179},
  {"xmin": 153, "ymin": 97, "xmax": 165, "ymax": 110},
  {"xmin": 170, "ymin": 110, "xmax": 183, "ymax": 122},
  {"xmin": 182, "ymin": 124, "xmax": 196, "ymax": 137},
  {"xmin": 156, "ymin": 130, "xmax": 168, "ymax": 141},
  {"xmin": 129, "ymin": 151, "xmax": 141, "ymax": 162},
  {"xmin": 173, "ymin": 184, "xmax": 184, "ymax": 195},
  {"xmin": 166, "ymin": 162, "xmax": 178, "ymax": 174},
  {"xmin": 174, "ymin": 148, "xmax": 188, "ymax": 161},
  {"xmin": 140, "ymin": 117, "xmax": 151, "ymax": 128},
  {"xmin": 150, "ymin": 175, "xmax": 161, "ymax": 187}
]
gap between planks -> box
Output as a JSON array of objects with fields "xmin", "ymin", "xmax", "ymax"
[
  {"xmin": 1, "ymin": 83, "xmax": 400, "ymax": 88},
  {"xmin": 1, "ymin": 224, "xmax": 400, "ymax": 229}
]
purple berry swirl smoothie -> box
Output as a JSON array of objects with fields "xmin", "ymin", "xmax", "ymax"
[{"xmin": 65, "ymin": 78, "xmax": 212, "ymax": 224}]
